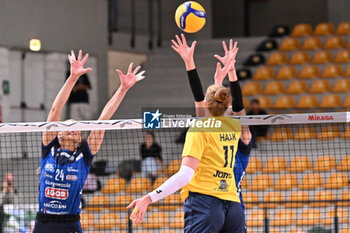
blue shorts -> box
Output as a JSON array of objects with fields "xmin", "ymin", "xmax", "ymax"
[
  {"xmin": 33, "ymin": 220, "xmax": 82, "ymax": 233},
  {"xmin": 184, "ymin": 192, "xmax": 245, "ymax": 233}
]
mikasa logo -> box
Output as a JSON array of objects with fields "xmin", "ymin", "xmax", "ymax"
[{"xmin": 308, "ymin": 114, "xmax": 334, "ymax": 121}]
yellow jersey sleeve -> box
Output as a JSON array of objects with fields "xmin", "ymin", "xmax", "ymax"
[{"xmin": 181, "ymin": 128, "xmax": 206, "ymax": 160}]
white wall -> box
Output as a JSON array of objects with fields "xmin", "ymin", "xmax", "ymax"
[
  {"xmin": 0, "ymin": 0, "xmax": 109, "ymax": 118},
  {"xmin": 108, "ymin": 51, "xmax": 147, "ymax": 97},
  {"xmin": 0, "ymin": 48, "xmax": 98, "ymax": 123}
]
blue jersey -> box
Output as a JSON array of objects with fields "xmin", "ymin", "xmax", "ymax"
[
  {"xmin": 38, "ymin": 137, "xmax": 93, "ymax": 215},
  {"xmin": 233, "ymin": 139, "xmax": 252, "ymax": 213}
]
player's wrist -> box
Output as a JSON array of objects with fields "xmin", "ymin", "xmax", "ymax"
[
  {"xmin": 145, "ymin": 194, "xmax": 154, "ymax": 204},
  {"xmin": 228, "ymin": 70, "xmax": 238, "ymax": 82},
  {"xmin": 68, "ymin": 74, "xmax": 80, "ymax": 83},
  {"xmin": 185, "ymin": 60, "xmax": 196, "ymax": 71}
]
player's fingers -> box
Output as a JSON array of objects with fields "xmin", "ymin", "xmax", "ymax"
[
  {"xmin": 140, "ymin": 210, "xmax": 146, "ymax": 222},
  {"xmin": 132, "ymin": 66, "xmax": 141, "ymax": 75},
  {"xmin": 128, "ymin": 63, "xmax": 133, "ymax": 74},
  {"xmin": 127, "ymin": 200, "xmax": 137, "ymax": 209},
  {"xmin": 216, "ymin": 62, "xmax": 222, "ymax": 72},
  {"xmin": 222, "ymin": 41, "xmax": 228, "ymax": 54},
  {"xmin": 136, "ymin": 71, "xmax": 146, "ymax": 81},
  {"xmin": 181, "ymin": 33, "xmax": 187, "ymax": 46},
  {"xmin": 130, "ymin": 210, "xmax": 137, "ymax": 220},
  {"xmin": 233, "ymin": 41, "xmax": 238, "ymax": 52},
  {"xmin": 71, "ymin": 50, "xmax": 76, "ymax": 61},
  {"xmin": 214, "ymin": 55, "xmax": 223, "ymax": 64},
  {"xmin": 116, "ymin": 69, "xmax": 123, "ymax": 78},
  {"xmin": 68, "ymin": 55, "xmax": 72, "ymax": 63},
  {"xmin": 136, "ymin": 210, "xmax": 144, "ymax": 224},
  {"xmin": 171, "ymin": 39, "xmax": 179, "ymax": 48},
  {"xmin": 233, "ymin": 47, "xmax": 239, "ymax": 58},
  {"xmin": 78, "ymin": 50, "xmax": 82, "ymax": 61},
  {"xmin": 83, "ymin": 68, "xmax": 93, "ymax": 73},
  {"xmin": 81, "ymin": 53, "xmax": 89, "ymax": 64},
  {"xmin": 171, "ymin": 45, "xmax": 179, "ymax": 53},
  {"xmin": 175, "ymin": 35, "xmax": 182, "ymax": 46},
  {"xmin": 229, "ymin": 39, "xmax": 233, "ymax": 51},
  {"xmin": 191, "ymin": 41, "xmax": 197, "ymax": 50},
  {"xmin": 136, "ymin": 75, "xmax": 146, "ymax": 82}
]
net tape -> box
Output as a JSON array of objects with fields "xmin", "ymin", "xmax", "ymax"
[{"xmin": 0, "ymin": 112, "xmax": 348, "ymax": 133}]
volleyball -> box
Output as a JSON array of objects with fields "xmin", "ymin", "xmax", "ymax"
[{"xmin": 175, "ymin": 1, "xmax": 207, "ymax": 33}]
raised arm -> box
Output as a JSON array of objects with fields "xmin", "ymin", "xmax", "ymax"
[
  {"xmin": 215, "ymin": 40, "xmax": 252, "ymax": 144},
  {"xmin": 87, "ymin": 63, "xmax": 145, "ymax": 155},
  {"xmin": 171, "ymin": 34, "xmax": 205, "ymax": 117},
  {"xmin": 42, "ymin": 50, "xmax": 92, "ymax": 145}
]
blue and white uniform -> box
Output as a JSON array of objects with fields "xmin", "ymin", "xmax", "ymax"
[
  {"xmin": 234, "ymin": 139, "xmax": 252, "ymax": 233},
  {"xmin": 33, "ymin": 137, "xmax": 94, "ymax": 233}
]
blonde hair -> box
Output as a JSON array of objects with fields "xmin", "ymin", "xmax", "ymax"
[{"xmin": 205, "ymin": 85, "xmax": 231, "ymax": 116}]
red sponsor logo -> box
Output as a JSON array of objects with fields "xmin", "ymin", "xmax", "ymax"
[
  {"xmin": 308, "ymin": 114, "xmax": 334, "ymax": 121},
  {"xmin": 45, "ymin": 187, "xmax": 68, "ymax": 200},
  {"xmin": 66, "ymin": 175, "xmax": 77, "ymax": 181}
]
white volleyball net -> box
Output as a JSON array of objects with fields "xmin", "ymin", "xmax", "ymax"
[{"xmin": 0, "ymin": 112, "xmax": 349, "ymax": 233}]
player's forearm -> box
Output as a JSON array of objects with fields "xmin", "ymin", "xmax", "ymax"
[
  {"xmin": 195, "ymin": 102, "xmax": 206, "ymax": 117},
  {"xmin": 187, "ymin": 69, "xmax": 205, "ymax": 117},
  {"xmin": 187, "ymin": 69, "xmax": 205, "ymax": 102},
  {"xmin": 241, "ymin": 125, "xmax": 252, "ymax": 145},
  {"xmin": 48, "ymin": 77, "xmax": 78, "ymax": 121},
  {"xmin": 98, "ymin": 87, "xmax": 127, "ymax": 120},
  {"xmin": 230, "ymin": 79, "xmax": 244, "ymax": 113},
  {"xmin": 148, "ymin": 165, "xmax": 194, "ymax": 203}
]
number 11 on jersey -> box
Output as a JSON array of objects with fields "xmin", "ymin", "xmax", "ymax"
[{"xmin": 223, "ymin": 145, "xmax": 234, "ymax": 168}]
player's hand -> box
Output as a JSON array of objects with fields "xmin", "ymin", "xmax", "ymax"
[
  {"xmin": 68, "ymin": 50, "xmax": 92, "ymax": 79},
  {"xmin": 171, "ymin": 34, "xmax": 197, "ymax": 70},
  {"xmin": 214, "ymin": 40, "xmax": 239, "ymax": 71},
  {"xmin": 127, "ymin": 195, "xmax": 152, "ymax": 225},
  {"xmin": 116, "ymin": 63, "xmax": 145, "ymax": 92},
  {"xmin": 214, "ymin": 53, "xmax": 236, "ymax": 85}
]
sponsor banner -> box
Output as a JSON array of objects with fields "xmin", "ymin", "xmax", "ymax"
[
  {"xmin": 66, "ymin": 175, "xmax": 78, "ymax": 181},
  {"xmin": 67, "ymin": 167, "xmax": 79, "ymax": 172},
  {"xmin": 45, "ymin": 187, "xmax": 69, "ymax": 200},
  {"xmin": 45, "ymin": 180, "xmax": 71, "ymax": 188},
  {"xmin": 0, "ymin": 112, "xmax": 348, "ymax": 133},
  {"xmin": 43, "ymin": 172, "xmax": 53, "ymax": 179},
  {"xmin": 44, "ymin": 200, "xmax": 67, "ymax": 209},
  {"xmin": 44, "ymin": 163, "xmax": 54, "ymax": 172}
]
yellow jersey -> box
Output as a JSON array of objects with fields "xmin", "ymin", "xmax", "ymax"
[{"xmin": 180, "ymin": 116, "xmax": 241, "ymax": 203}]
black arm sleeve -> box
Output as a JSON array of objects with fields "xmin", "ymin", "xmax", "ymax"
[
  {"xmin": 80, "ymin": 140, "xmax": 94, "ymax": 166},
  {"xmin": 238, "ymin": 139, "xmax": 252, "ymax": 155},
  {"xmin": 187, "ymin": 69, "xmax": 205, "ymax": 102},
  {"xmin": 230, "ymin": 81, "xmax": 244, "ymax": 112}
]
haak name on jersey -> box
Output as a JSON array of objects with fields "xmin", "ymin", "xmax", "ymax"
[{"xmin": 219, "ymin": 133, "xmax": 237, "ymax": 142}]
